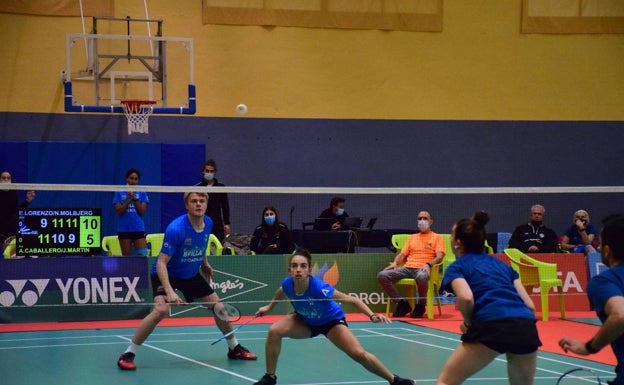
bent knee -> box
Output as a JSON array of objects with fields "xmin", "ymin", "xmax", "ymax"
[
  {"xmin": 377, "ymin": 271, "xmax": 389, "ymax": 282},
  {"xmin": 266, "ymin": 326, "xmax": 286, "ymax": 341},
  {"xmin": 152, "ymin": 303, "xmax": 170, "ymax": 319}
]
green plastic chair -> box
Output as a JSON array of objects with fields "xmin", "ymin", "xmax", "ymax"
[
  {"xmin": 504, "ymin": 248, "xmax": 566, "ymax": 321},
  {"xmin": 391, "ymin": 233, "xmax": 411, "ymax": 253},
  {"xmin": 101, "ymin": 235, "xmax": 123, "ymax": 256},
  {"xmin": 3, "ymin": 236, "xmax": 16, "ymax": 259},
  {"xmin": 207, "ymin": 234, "xmax": 223, "ymax": 256},
  {"xmin": 146, "ymin": 233, "xmax": 165, "ymax": 257}
]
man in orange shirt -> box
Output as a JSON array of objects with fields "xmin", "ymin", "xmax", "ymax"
[{"xmin": 377, "ymin": 211, "xmax": 445, "ymax": 318}]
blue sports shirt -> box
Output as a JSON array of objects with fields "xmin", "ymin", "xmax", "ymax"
[
  {"xmin": 150, "ymin": 214, "xmax": 213, "ymax": 279},
  {"xmin": 563, "ymin": 223, "xmax": 599, "ymax": 246},
  {"xmin": 113, "ymin": 190, "xmax": 149, "ymax": 232},
  {"xmin": 442, "ymin": 253, "xmax": 536, "ymax": 322},
  {"xmin": 281, "ymin": 275, "xmax": 344, "ymax": 326},
  {"xmin": 587, "ymin": 264, "xmax": 624, "ymax": 385}
]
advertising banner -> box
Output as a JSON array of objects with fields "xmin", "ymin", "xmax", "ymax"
[{"xmin": 0, "ymin": 256, "xmax": 150, "ymax": 322}]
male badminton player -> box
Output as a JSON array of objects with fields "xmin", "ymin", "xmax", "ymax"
[{"xmin": 117, "ymin": 192, "xmax": 257, "ymax": 370}]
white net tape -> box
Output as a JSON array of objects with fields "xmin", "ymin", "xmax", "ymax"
[{"xmin": 122, "ymin": 102, "xmax": 154, "ymax": 135}]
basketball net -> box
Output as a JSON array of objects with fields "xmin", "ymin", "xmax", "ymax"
[{"xmin": 121, "ymin": 100, "xmax": 155, "ymax": 135}]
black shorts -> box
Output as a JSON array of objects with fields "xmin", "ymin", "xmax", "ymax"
[
  {"xmin": 294, "ymin": 313, "xmax": 348, "ymax": 337},
  {"xmin": 461, "ymin": 318, "xmax": 542, "ymax": 354},
  {"xmin": 151, "ymin": 273, "xmax": 215, "ymax": 302},
  {"xmin": 118, "ymin": 231, "xmax": 146, "ymax": 240}
]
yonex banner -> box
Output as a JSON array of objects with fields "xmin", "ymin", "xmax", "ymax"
[{"xmin": 0, "ymin": 256, "xmax": 150, "ymax": 322}]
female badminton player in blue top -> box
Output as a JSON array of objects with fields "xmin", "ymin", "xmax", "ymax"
[
  {"xmin": 252, "ymin": 249, "xmax": 416, "ymax": 385},
  {"xmin": 117, "ymin": 192, "xmax": 257, "ymax": 371},
  {"xmin": 436, "ymin": 212, "xmax": 542, "ymax": 385},
  {"xmin": 112, "ymin": 168, "xmax": 149, "ymax": 256}
]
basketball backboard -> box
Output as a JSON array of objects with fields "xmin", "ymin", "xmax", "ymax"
[{"xmin": 63, "ymin": 17, "xmax": 195, "ymax": 114}]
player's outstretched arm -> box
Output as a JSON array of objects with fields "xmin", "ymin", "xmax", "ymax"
[
  {"xmin": 257, "ymin": 287, "xmax": 285, "ymax": 316},
  {"xmin": 332, "ymin": 289, "xmax": 390, "ymax": 323}
]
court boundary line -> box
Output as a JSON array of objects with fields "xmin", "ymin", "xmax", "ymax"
[
  {"xmin": 362, "ymin": 327, "xmax": 614, "ymax": 379},
  {"xmin": 115, "ymin": 335, "xmax": 257, "ymax": 382}
]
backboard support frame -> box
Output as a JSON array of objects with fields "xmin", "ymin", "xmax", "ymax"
[{"xmin": 63, "ymin": 17, "xmax": 195, "ymax": 115}]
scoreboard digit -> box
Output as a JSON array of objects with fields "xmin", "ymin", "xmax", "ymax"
[{"xmin": 80, "ymin": 215, "xmax": 101, "ymax": 248}]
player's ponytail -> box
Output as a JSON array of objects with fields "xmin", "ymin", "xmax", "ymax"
[{"xmin": 455, "ymin": 211, "xmax": 490, "ymax": 254}]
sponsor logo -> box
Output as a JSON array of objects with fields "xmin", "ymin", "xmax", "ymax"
[
  {"xmin": 0, "ymin": 279, "xmax": 49, "ymax": 306},
  {"xmin": 0, "ymin": 277, "xmax": 142, "ymax": 307},
  {"xmin": 312, "ymin": 260, "xmax": 339, "ymax": 286}
]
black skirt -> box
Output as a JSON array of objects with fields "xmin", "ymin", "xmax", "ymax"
[{"xmin": 461, "ymin": 318, "xmax": 542, "ymax": 354}]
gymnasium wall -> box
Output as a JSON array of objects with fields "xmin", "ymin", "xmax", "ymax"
[
  {"xmin": 0, "ymin": 1, "xmax": 622, "ymax": 236},
  {"xmin": 0, "ymin": 1, "xmax": 622, "ymax": 119}
]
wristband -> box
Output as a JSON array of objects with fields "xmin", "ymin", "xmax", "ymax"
[
  {"xmin": 425, "ymin": 262, "xmax": 432, "ymax": 268},
  {"xmin": 585, "ymin": 339, "xmax": 599, "ymax": 354},
  {"xmin": 369, "ymin": 314, "xmax": 376, "ymax": 320}
]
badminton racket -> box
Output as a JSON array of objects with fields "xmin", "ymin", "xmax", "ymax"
[
  {"xmin": 210, "ymin": 313, "xmax": 262, "ymax": 346},
  {"xmin": 556, "ymin": 368, "xmax": 602, "ymax": 384},
  {"xmin": 178, "ymin": 301, "xmax": 242, "ymax": 323}
]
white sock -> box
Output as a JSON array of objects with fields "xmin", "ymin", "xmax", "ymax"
[
  {"xmin": 226, "ymin": 336, "xmax": 239, "ymax": 349},
  {"xmin": 125, "ymin": 342, "xmax": 138, "ymax": 354}
]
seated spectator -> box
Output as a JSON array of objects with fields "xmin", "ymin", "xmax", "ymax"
[
  {"xmin": 560, "ymin": 209, "xmax": 599, "ymax": 255},
  {"xmin": 250, "ymin": 206, "xmax": 295, "ymax": 254},
  {"xmin": 318, "ymin": 196, "xmax": 348, "ymax": 231},
  {"xmin": 508, "ymin": 204, "xmax": 558, "ymax": 253},
  {"xmin": 376, "ymin": 211, "xmax": 445, "ymax": 318},
  {"xmin": 0, "ymin": 170, "xmax": 35, "ymax": 245}
]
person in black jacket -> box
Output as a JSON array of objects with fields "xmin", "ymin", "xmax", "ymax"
[
  {"xmin": 195, "ymin": 159, "xmax": 230, "ymax": 241},
  {"xmin": 318, "ymin": 196, "xmax": 349, "ymax": 231},
  {"xmin": 509, "ymin": 204, "xmax": 558, "ymax": 253},
  {"xmin": 250, "ymin": 206, "xmax": 294, "ymax": 254},
  {"xmin": 0, "ymin": 171, "xmax": 35, "ymax": 244}
]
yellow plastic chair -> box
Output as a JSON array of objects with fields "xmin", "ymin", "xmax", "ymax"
[
  {"xmin": 207, "ymin": 234, "xmax": 223, "ymax": 256},
  {"xmin": 101, "ymin": 235, "xmax": 123, "ymax": 256},
  {"xmin": 504, "ymin": 248, "xmax": 566, "ymax": 321},
  {"xmin": 385, "ymin": 233, "xmax": 443, "ymax": 319},
  {"xmin": 146, "ymin": 233, "xmax": 165, "ymax": 257},
  {"xmin": 391, "ymin": 233, "xmax": 411, "ymax": 253},
  {"xmin": 484, "ymin": 240, "xmax": 494, "ymax": 254},
  {"xmin": 3, "ymin": 237, "xmax": 16, "ymax": 259},
  {"xmin": 441, "ymin": 234, "xmax": 456, "ymax": 267}
]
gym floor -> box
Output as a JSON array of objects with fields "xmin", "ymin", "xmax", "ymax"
[{"xmin": 0, "ymin": 308, "xmax": 614, "ymax": 385}]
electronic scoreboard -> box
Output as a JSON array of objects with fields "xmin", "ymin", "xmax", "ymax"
[{"xmin": 17, "ymin": 208, "xmax": 102, "ymax": 257}]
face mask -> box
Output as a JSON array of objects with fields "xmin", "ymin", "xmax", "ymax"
[
  {"xmin": 417, "ymin": 220, "xmax": 429, "ymax": 231},
  {"xmin": 530, "ymin": 220, "xmax": 542, "ymax": 226},
  {"xmin": 203, "ymin": 172, "xmax": 214, "ymax": 181},
  {"xmin": 264, "ymin": 215, "xmax": 276, "ymax": 226},
  {"xmin": 336, "ymin": 208, "xmax": 344, "ymax": 216}
]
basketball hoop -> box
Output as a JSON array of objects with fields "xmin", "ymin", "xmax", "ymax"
[{"xmin": 121, "ymin": 100, "xmax": 156, "ymax": 135}]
